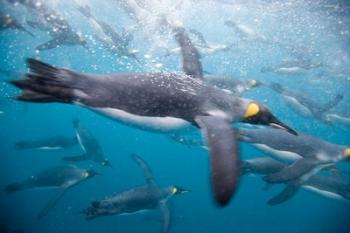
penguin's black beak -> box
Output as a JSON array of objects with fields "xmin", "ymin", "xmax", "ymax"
[{"xmin": 268, "ymin": 115, "xmax": 298, "ymax": 136}]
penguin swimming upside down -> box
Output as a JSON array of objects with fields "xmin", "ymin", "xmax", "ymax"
[
  {"xmin": 81, "ymin": 154, "xmax": 190, "ymax": 233},
  {"xmin": 9, "ymin": 25, "xmax": 296, "ymax": 206}
]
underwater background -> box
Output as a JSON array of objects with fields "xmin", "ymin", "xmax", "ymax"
[{"xmin": 0, "ymin": 0, "xmax": 350, "ymax": 232}]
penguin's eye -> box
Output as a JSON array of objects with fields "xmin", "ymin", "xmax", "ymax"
[
  {"xmin": 344, "ymin": 148, "xmax": 350, "ymax": 158},
  {"xmin": 244, "ymin": 103, "xmax": 260, "ymax": 118}
]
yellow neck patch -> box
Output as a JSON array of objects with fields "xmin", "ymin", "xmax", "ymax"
[
  {"xmin": 344, "ymin": 148, "xmax": 350, "ymax": 158},
  {"xmin": 244, "ymin": 103, "xmax": 260, "ymax": 118},
  {"xmin": 171, "ymin": 187, "xmax": 178, "ymax": 194}
]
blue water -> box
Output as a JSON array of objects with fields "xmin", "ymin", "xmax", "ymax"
[{"xmin": 1, "ymin": 0, "xmax": 350, "ymax": 233}]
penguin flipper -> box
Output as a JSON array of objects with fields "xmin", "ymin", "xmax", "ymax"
[
  {"xmin": 159, "ymin": 201, "xmax": 170, "ymax": 233},
  {"xmin": 268, "ymin": 182, "xmax": 300, "ymax": 206},
  {"xmin": 37, "ymin": 188, "xmax": 67, "ymax": 219},
  {"xmin": 174, "ymin": 27, "xmax": 203, "ymax": 79},
  {"xmin": 264, "ymin": 158, "xmax": 319, "ymax": 183},
  {"xmin": 130, "ymin": 154, "xmax": 156, "ymax": 186},
  {"xmin": 62, "ymin": 154, "xmax": 89, "ymax": 162},
  {"xmin": 35, "ymin": 38, "xmax": 61, "ymax": 51},
  {"xmin": 195, "ymin": 115, "xmax": 240, "ymax": 206}
]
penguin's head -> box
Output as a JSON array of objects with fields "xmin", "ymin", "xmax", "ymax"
[
  {"xmin": 243, "ymin": 102, "xmax": 298, "ymax": 135},
  {"xmin": 343, "ymin": 148, "xmax": 350, "ymax": 159},
  {"xmin": 170, "ymin": 186, "xmax": 191, "ymax": 196},
  {"xmin": 85, "ymin": 169, "xmax": 101, "ymax": 178},
  {"xmin": 101, "ymin": 160, "xmax": 112, "ymax": 167},
  {"xmin": 248, "ymin": 79, "xmax": 261, "ymax": 88}
]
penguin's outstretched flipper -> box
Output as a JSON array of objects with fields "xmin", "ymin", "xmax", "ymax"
[
  {"xmin": 37, "ymin": 188, "xmax": 67, "ymax": 219},
  {"xmin": 195, "ymin": 115, "xmax": 240, "ymax": 206},
  {"xmin": 319, "ymin": 94, "xmax": 344, "ymax": 113},
  {"xmin": 131, "ymin": 154, "xmax": 156, "ymax": 186},
  {"xmin": 160, "ymin": 201, "xmax": 170, "ymax": 233},
  {"xmin": 263, "ymin": 158, "xmax": 320, "ymax": 183},
  {"xmin": 35, "ymin": 38, "xmax": 61, "ymax": 51},
  {"xmin": 174, "ymin": 26, "xmax": 203, "ymax": 79},
  {"xmin": 268, "ymin": 182, "xmax": 300, "ymax": 206},
  {"xmin": 62, "ymin": 154, "xmax": 89, "ymax": 162}
]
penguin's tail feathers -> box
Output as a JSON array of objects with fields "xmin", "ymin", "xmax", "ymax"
[
  {"xmin": 9, "ymin": 58, "xmax": 85, "ymax": 104},
  {"xmin": 5, "ymin": 182, "xmax": 22, "ymax": 194}
]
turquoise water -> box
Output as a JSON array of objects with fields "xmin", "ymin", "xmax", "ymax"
[{"xmin": 1, "ymin": 0, "xmax": 350, "ymax": 233}]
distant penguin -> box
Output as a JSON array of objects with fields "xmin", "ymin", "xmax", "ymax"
[
  {"xmin": 5, "ymin": 165, "xmax": 99, "ymax": 218},
  {"xmin": 62, "ymin": 119, "xmax": 111, "ymax": 167},
  {"xmin": 242, "ymin": 157, "xmax": 350, "ymax": 205},
  {"xmin": 324, "ymin": 113, "xmax": 350, "ymax": 126},
  {"xmin": 0, "ymin": 12, "xmax": 34, "ymax": 37},
  {"xmin": 238, "ymin": 128, "xmax": 350, "ymax": 184},
  {"xmin": 80, "ymin": 154, "xmax": 190, "ymax": 233},
  {"xmin": 76, "ymin": 4, "xmax": 138, "ymax": 60},
  {"xmin": 204, "ymin": 75, "xmax": 261, "ymax": 96},
  {"xmin": 9, "ymin": 27, "xmax": 296, "ymax": 206},
  {"xmin": 15, "ymin": 135, "xmax": 78, "ymax": 150},
  {"xmin": 268, "ymin": 82, "xmax": 343, "ymax": 121}
]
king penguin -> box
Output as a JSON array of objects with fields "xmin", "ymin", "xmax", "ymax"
[
  {"xmin": 5, "ymin": 165, "xmax": 99, "ymax": 219},
  {"xmin": 9, "ymin": 25, "xmax": 296, "ymax": 206},
  {"xmin": 242, "ymin": 157, "xmax": 350, "ymax": 205},
  {"xmin": 81, "ymin": 154, "xmax": 190, "ymax": 233},
  {"xmin": 238, "ymin": 127, "xmax": 350, "ymax": 184}
]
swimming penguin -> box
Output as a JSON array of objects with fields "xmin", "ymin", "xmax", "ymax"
[
  {"xmin": 11, "ymin": 0, "xmax": 88, "ymax": 51},
  {"xmin": 77, "ymin": 4, "xmax": 138, "ymax": 61},
  {"xmin": 260, "ymin": 60, "xmax": 322, "ymax": 75},
  {"xmin": 62, "ymin": 119, "xmax": 111, "ymax": 167},
  {"xmin": 204, "ymin": 75, "xmax": 261, "ymax": 96},
  {"xmin": 15, "ymin": 135, "xmax": 78, "ymax": 150},
  {"xmin": 5, "ymin": 165, "xmax": 99, "ymax": 219},
  {"xmin": 0, "ymin": 12, "xmax": 34, "ymax": 37},
  {"xmin": 165, "ymin": 28, "xmax": 234, "ymax": 58},
  {"xmin": 238, "ymin": 127, "xmax": 350, "ymax": 184},
  {"xmin": 9, "ymin": 25, "xmax": 296, "ymax": 205},
  {"xmin": 224, "ymin": 20, "xmax": 268, "ymax": 43},
  {"xmin": 324, "ymin": 113, "xmax": 350, "ymax": 126},
  {"xmin": 81, "ymin": 154, "xmax": 190, "ymax": 233},
  {"xmin": 242, "ymin": 157, "xmax": 350, "ymax": 205},
  {"xmin": 268, "ymin": 82, "xmax": 343, "ymax": 121}
]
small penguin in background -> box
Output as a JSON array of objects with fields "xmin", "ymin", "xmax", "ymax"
[
  {"xmin": 268, "ymin": 82, "xmax": 343, "ymax": 122},
  {"xmin": 15, "ymin": 135, "xmax": 78, "ymax": 150},
  {"xmin": 62, "ymin": 119, "xmax": 112, "ymax": 167},
  {"xmin": 81, "ymin": 154, "xmax": 190, "ymax": 233},
  {"xmin": 5, "ymin": 165, "xmax": 99, "ymax": 219},
  {"xmin": 0, "ymin": 12, "xmax": 34, "ymax": 37}
]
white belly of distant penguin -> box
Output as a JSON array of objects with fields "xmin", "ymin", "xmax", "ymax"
[
  {"xmin": 254, "ymin": 143, "xmax": 302, "ymax": 162},
  {"xmin": 283, "ymin": 96, "xmax": 312, "ymax": 118}
]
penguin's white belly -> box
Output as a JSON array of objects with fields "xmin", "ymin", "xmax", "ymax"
[
  {"xmin": 276, "ymin": 67, "xmax": 304, "ymax": 74},
  {"xmin": 328, "ymin": 114, "xmax": 350, "ymax": 125},
  {"xmin": 92, "ymin": 107, "xmax": 192, "ymax": 133},
  {"xmin": 39, "ymin": 146, "xmax": 63, "ymax": 150},
  {"xmin": 283, "ymin": 96, "xmax": 312, "ymax": 117},
  {"xmin": 254, "ymin": 143, "xmax": 302, "ymax": 162},
  {"xmin": 75, "ymin": 130, "xmax": 87, "ymax": 152},
  {"xmin": 302, "ymin": 186, "xmax": 345, "ymax": 201}
]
